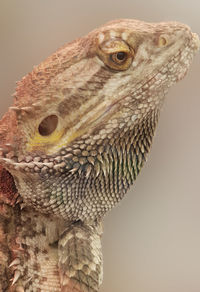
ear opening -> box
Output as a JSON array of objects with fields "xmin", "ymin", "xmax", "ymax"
[{"xmin": 38, "ymin": 115, "xmax": 58, "ymax": 136}]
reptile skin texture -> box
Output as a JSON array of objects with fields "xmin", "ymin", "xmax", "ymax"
[{"xmin": 0, "ymin": 19, "xmax": 199, "ymax": 291}]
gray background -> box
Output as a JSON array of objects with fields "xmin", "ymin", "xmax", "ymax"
[{"xmin": 0, "ymin": 1, "xmax": 200, "ymax": 291}]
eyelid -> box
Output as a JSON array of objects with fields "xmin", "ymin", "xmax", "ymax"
[{"xmin": 99, "ymin": 39, "xmax": 131, "ymax": 54}]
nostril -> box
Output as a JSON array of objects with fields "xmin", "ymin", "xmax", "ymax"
[
  {"xmin": 38, "ymin": 115, "xmax": 58, "ymax": 136},
  {"xmin": 158, "ymin": 35, "xmax": 168, "ymax": 47}
]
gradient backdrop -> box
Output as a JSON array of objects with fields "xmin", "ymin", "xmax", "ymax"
[{"xmin": 0, "ymin": 1, "xmax": 200, "ymax": 291}]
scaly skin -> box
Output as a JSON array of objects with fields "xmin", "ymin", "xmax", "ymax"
[{"xmin": 0, "ymin": 19, "xmax": 199, "ymax": 291}]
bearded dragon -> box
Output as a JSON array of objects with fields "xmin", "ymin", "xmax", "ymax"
[{"xmin": 0, "ymin": 19, "xmax": 199, "ymax": 292}]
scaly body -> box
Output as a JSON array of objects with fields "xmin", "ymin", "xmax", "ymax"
[{"xmin": 0, "ymin": 19, "xmax": 199, "ymax": 291}]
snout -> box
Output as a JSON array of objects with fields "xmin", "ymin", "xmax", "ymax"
[{"xmin": 192, "ymin": 32, "xmax": 200, "ymax": 51}]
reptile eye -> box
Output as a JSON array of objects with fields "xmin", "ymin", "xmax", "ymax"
[
  {"xmin": 111, "ymin": 51, "xmax": 128, "ymax": 64},
  {"xmin": 97, "ymin": 39, "xmax": 134, "ymax": 71},
  {"xmin": 38, "ymin": 115, "xmax": 58, "ymax": 136}
]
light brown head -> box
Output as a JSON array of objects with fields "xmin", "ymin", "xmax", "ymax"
[{"xmin": 0, "ymin": 19, "xmax": 199, "ymax": 220}]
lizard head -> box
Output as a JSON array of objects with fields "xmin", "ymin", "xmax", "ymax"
[{"xmin": 0, "ymin": 19, "xmax": 199, "ymax": 221}]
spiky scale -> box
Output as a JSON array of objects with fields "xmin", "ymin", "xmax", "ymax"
[
  {"xmin": 9, "ymin": 258, "xmax": 20, "ymax": 268},
  {"xmin": 11, "ymin": 270, "xmax": 21, "ymax": 286}
]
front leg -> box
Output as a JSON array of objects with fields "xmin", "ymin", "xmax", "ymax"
[
  {"xmin": 7, "ymin": 208, "xmax": 65, "ymax": 291},
  {"xmin": 58, "ymin": 221, "xmax": 103, "ymax": 292}
]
